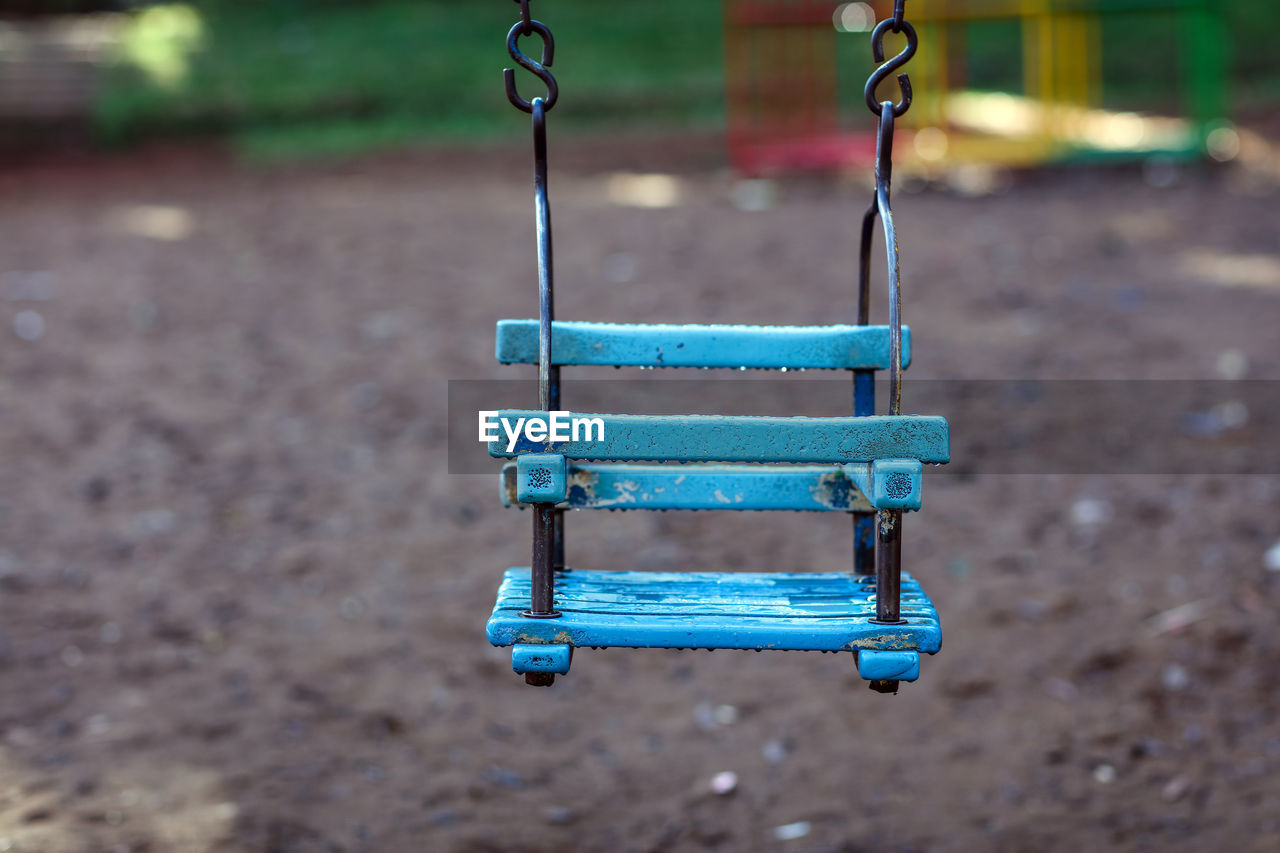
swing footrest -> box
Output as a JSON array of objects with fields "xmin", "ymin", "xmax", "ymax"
[{"xmin": 487, "ymin": 569, "xmax": 941, "ymax": 671}]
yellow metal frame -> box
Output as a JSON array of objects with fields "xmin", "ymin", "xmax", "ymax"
[{"xmin": 887, "ymin": 0, "xmax": 1208, "ymax": 171}]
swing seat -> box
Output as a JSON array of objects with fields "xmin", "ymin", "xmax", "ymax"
[
  {"xmin": 487, "ymin": 568, "xmax": 940, "ymax": 680},
  {"xmin": 487, "ymin": 319, "xmax": 948, "ymax": 685},
  {"xmin": 487, "ymin": 0, "xmax": 944, "ymax": 689}
]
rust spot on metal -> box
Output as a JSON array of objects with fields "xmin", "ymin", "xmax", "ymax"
[{"xmin": 878, "ymin": 510, "xmax": 897, "ymax": 534}]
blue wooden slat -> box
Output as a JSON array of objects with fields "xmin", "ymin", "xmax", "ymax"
[
  {"xmin": 501, "ymin": 463, "xmax": 875, "ymax": 511},
  {"xmin": 505, "ymin": 571, "xmax": 906, "ymax": 587},
  {"xmin": 497, "ymin": 590, "xmax": 931, "ymax": 609},
  {"xmin": 495, "ymin": 587, "xmax": 934, "ymax": 616},
  {"xmin": 496, "ymin": 320, "xmax": 912, "ymax": 369},
  {"xmin": 486, "ymin": 569, "xmax": 942, "ymax": 653},
  {"xmin": 486, "ymin": 411, "xmax": 950, "ymax": 464},
  {"xmin": 500, "ymin": 462, "xmax": 928, "ymax": 511}
]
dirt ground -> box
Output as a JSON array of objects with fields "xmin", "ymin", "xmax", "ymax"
[{"xmin": 0, "ymin": 132, "xmax": 1278, "ymax": 853}]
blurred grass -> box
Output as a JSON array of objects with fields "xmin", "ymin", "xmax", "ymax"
[
  {"xmin": 95, "ymin": 0, "xmax": 1280, "ymax": 161},
  {"xmin": 95, "ymin": 0, "xmax": 726, "ymax": 159}
]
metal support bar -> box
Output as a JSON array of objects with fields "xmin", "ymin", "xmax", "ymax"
[
  {"xmin": 525, "ymin": 504, "xmax": 560, "ymax": 619},
  {"xmin": 533, "ymin": 98, "xmax": 553, "ymax": 415},
  {"xmin": 549, "ymin": 363, "xmax": 564, "ymax": 570},
  {"xmin": 870, "ymin": 99, "xmax": 905, "ymax": 629},
  {"xmin": 875, "ymin": 104, "xmax": 903, "ymax": 418},
  {"xmin": 553, "ymin": 510, "xmax": 565, "ymax": 571},
  {"xmin": 854, "ymin": 512, "xmax": 876, "ymax": 577},
  {"xmin": 525, "ymin": 94, "xmax": 563, "ymax": 618},
  {"xmin": 852, "ymin": 370, "xmax": 876, "ymax": 574},
  {"xmin": 853, "ymin": 193, "xmax": 877, "ymax": 575},
  {"xmin": 874, "ymin": 509, "xmax": 902, "ymax": 624}
]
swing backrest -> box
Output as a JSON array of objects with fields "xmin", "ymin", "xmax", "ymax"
[{"xmin": 490, "ymin": 319, "xmax": 946, "ymax": 513}]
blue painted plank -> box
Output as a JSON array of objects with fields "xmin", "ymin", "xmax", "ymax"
[
  {"xmin": 496, "ymin": 320, "xmax": 912, "ymax": 370},
  {"xmin": 500, "ymin": 462, "xmax": 926, "ymax": 511},
  {"xmin": 486, "ymin": 411, "xmax": 950, "ymax": 464},
  {"xmin": 495, "ymin": 585, "xmax": 934, "ymax": 616},
  {"xmin": 501, "ymin": 463, "xmax": 875, "ymax": 511},
  {"xmin": 486, "ymin": 569, "xmax": 942, "ymax": 653}
]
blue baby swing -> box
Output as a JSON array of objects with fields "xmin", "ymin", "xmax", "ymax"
[{"xmin": 485, "ymin": 0, "xmax": 947, "ymax": 692}]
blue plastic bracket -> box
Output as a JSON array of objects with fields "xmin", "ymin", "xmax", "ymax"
[
  {"xmin": 845, "ymin": 459, "xmax": 923, "ymax": 511},
  {"xmin": 857, "ymin": 650, "xmax": 920, "ymax": 682},
  {"xmin": 515, "ymin": 453, "xmax": 568, "ymax": 504},
  {"xmin": 511, "ymin": 643, "xmax": 572, "ymax": 675}
]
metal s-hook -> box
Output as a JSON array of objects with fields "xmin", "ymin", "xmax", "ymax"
[
  {"xmin": 863, "ymin": 17, "xmax": 917, "ymax": 117},
  {"xmin": 504, "ymin": 19, "xmax": 558, "ymax": 113}
]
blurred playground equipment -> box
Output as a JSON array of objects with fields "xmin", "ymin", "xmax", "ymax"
[
  {"xmin": 0, "ymin": 15, "xmax": 120, "ymax": 123},
  {"xmin": 725, "ymin": 0, "xmax": 1229, "ymax": 174}
]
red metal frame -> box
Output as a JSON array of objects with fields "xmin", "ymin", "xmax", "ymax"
[{"xmin": 725, "ymin": 0, "xmax": 879, "ymax": 175}]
